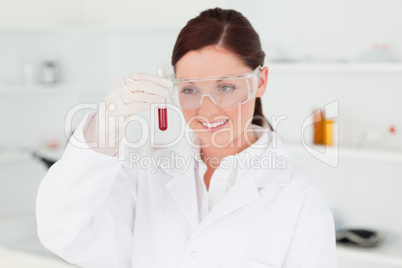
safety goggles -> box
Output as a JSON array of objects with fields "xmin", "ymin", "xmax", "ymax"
[{"xmin": 171, "ymin": 67, "xmax": 262, "ymax": 110}]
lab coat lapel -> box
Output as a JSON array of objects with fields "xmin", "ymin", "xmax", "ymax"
[
  {"xmin": 164, "ymin": 168, "xmax": 199, "ymax": 231},
  {"xmin": 152, "ymin": 141, "xmax": 200, "ymax": 231},
  {"xmin": 188, "ymin": 130, "xmax": 293, "ymax": 241},
  {"xmin": 189, "ymin": 175, "xmax": 259, "ymax": 241},
  {"xmin": 153, "ymin": 128, "xmax": 293, "ymax": 239}
]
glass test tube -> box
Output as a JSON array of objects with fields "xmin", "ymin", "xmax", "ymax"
[{"xmin": 157, "ymin": 69, "xmax": 168, "ymax": 131}]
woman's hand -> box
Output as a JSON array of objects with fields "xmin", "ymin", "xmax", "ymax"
[{"xmin": 83, "ymin": 73, "xmax": 172, "ymax": 156}]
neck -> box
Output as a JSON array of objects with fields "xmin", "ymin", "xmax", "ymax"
[{"xmin": 200, "ymin": 128, "xmax": 258, "ymax": 168}]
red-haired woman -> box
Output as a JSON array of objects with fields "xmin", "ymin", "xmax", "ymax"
[{"xmin": 37, "ymin": 8, "xmax": 337, "ymax": 268}]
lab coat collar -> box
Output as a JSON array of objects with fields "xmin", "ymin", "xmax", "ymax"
[
  {"xmin": 149, "ymin": 125, "xmax": 293, "ymax": 232},
  {"xmin": 150, "ymin": 125, "xmax": 293, "ymax": 187},
  {"xmin": 239, "ymin": 126, "xmax": 293, "ymax": 188},
  {"xmin": 188, "ymin": 124, "xmax": 293, "ymax": 188},
  {"xmin": 187, "ymin": 126, "xmax": 293, "ymax": 240},
  {"xmin": 226, "ymin": 124, "xmax": 292, "ymax": 188}
]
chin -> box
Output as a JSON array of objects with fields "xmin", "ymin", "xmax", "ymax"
[
  {"xmin": 203, "ymin": 133, "xmax": 234, "ymax": 148},
  {"xmin": 195, "ymin": 125, "xmax": 238, "ymax": 148}
]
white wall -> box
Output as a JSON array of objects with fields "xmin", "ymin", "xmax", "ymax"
[{"xmin": 227, "ymin": 0, "xmax": 402, "ymax": 62}]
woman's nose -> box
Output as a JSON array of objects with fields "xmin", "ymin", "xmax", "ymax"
[{"xmin": 198, "ymin": 95, "xmax": 219, "ymax": 115}]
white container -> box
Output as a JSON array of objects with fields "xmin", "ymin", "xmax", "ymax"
[{"xmin": 42, "ymin": 62, "xmax": 57, "ymax": 85}]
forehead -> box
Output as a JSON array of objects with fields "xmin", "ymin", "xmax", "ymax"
[{"xmin": 175, "ymin": 46, "xmax": 251, "ymax": 79}]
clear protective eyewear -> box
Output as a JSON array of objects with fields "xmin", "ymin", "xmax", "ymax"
[{"xmin": 171, "ymin": 67, "xmax": 263, "ymax": 110}]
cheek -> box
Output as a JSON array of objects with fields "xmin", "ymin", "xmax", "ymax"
[
  {"xmin": 182, "ymin": 110, "xmax": 198, "ymax": 126},
  {"xmin": 241, "ymin": 100, "xmax": 257, "ymax": 124},
  {"xmin": 181, "ymin": 99, "xmax": 255, "ymax": 129},
  {"xmin": 224, "ymin": 100, "xmax": 256, "ymax": 126}
]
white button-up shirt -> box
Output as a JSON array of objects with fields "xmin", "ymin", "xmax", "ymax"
[{"xmin": 192, "ymin": 125, "xmax": 265, "ymax": 222}]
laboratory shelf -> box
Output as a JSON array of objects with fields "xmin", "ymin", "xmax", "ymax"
[
  {"xmin": 337, "ymin": 242, "xmax": 402, "ymax": 268},
  {"xmin": 339, "ymin": 147, "xmax": 402, "ymax": 162},
  {"xmin": 33, "ymin": 146, "xmax": 65, "ymax": 163},
  {"xmin": 284, "ymin": 143, "xmax": 402, "ymax": 163},
  {"xmin": 0, "ymin": 150, "xmax": 32, "ymax": 163},
  {"xmin": 268, "ymin": 62, "xmax": 402, "ymax": 73},
  {"xmin": 0, "ymin": 85, "xmax": 108, "ymax": 95},
  {"xmin": 0, "ymin": 146, "xmax": 66, "ymax": 164},
  {"xmin": 0, "ymin": 245, "xmax": 77, "ymax": 268},
  {"xmin": 0, "ymin": 86, "xmax": 72, "ymax": 95}
]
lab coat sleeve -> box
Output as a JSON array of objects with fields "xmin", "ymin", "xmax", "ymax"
[
  {"xmin": 36, "ymin": 111, "xmax": 138, "ymax": 268},
  {"xmin": 282, "ymin": 183, "xmax": 337, "ymax": 268}
]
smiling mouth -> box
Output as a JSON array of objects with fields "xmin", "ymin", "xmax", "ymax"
[{"xmin": 200, "ymin": 119, "xmax": 229, "ymax": 130}]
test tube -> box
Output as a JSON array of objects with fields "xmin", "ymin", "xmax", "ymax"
[{"xmin": 157, "ymin": 69, "xmax": 168, "ymax": 131}]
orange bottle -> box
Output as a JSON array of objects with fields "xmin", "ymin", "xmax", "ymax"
[
  {"xmin": 313, "ymin": 110, "xmax": 324, "ymax": 145},
  {"xmin": 323, "ymin": 120, "xmax": 333, "ymax": 146}
]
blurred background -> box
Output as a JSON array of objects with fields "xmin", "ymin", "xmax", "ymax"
[{"xmin": 0, "ymin": 0, "xmax": 401, "ymax": 267}]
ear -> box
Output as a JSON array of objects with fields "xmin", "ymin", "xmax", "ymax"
[{"xmin": 256, "ymin": 66, "xmax": 268, "ymax": 98}]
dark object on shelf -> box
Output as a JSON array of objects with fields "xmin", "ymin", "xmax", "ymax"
[
  {"xmin": 32, "ymin": 152, "xmax": 56, "ymax": 169},
  {"xmin": 32, "ymin": 129, "xmax": 74, "ymax": 169},
  {"xmin": 336, "ymin": 229, "xmax": 382, "ymax": 247},
  {"xmin": 42, "ymin": 61, "xmax": 58, "ymax": 85}
]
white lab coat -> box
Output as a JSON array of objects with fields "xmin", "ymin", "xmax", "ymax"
[{"xmin": 36, "ymin": 111, "xmax": 337, "ymax": 268}]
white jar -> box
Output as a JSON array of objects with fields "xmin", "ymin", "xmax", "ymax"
[{"xmin": 42, "ymin": 61, "xmax": 57, "ymax": 85}]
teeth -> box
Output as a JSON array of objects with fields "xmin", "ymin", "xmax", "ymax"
[{"xmin": 201, "ymin": 119, "xmax": 228, "ymax": 128}]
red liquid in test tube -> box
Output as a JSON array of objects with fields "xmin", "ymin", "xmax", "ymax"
[
  {"xmin": 157, "ymin": 69, "xmax": 168, "ymax": 131},
  {"xmin": 158, "ymin": 106, "xmax": 168, "ymax": 131}
]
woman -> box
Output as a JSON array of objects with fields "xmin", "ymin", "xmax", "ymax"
[{"xmin": 36, "ymin": 8, "xmax": 337, "ymax": 268}]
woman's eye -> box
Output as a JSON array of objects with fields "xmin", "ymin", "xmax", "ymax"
[
  {"xmin": 181, "ymin": 87, "xmax": 198, "ymax": 95},
  {"xmin": 218, "ymin": 85, "xmax": 235, "ymax": 93}
]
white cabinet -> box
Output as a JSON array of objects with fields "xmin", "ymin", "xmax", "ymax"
[{"xmin": 0, "ymin": 0, "xmax": 224, "ymax": 30}]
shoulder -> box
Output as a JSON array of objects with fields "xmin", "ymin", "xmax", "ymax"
[
  {"xmin": 289, "ymin": 164, "xmax": 316, "ymax": 190},
  {"xmin": 287, "ymin": 164, "xmax": 332, "ymax": 225}
]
